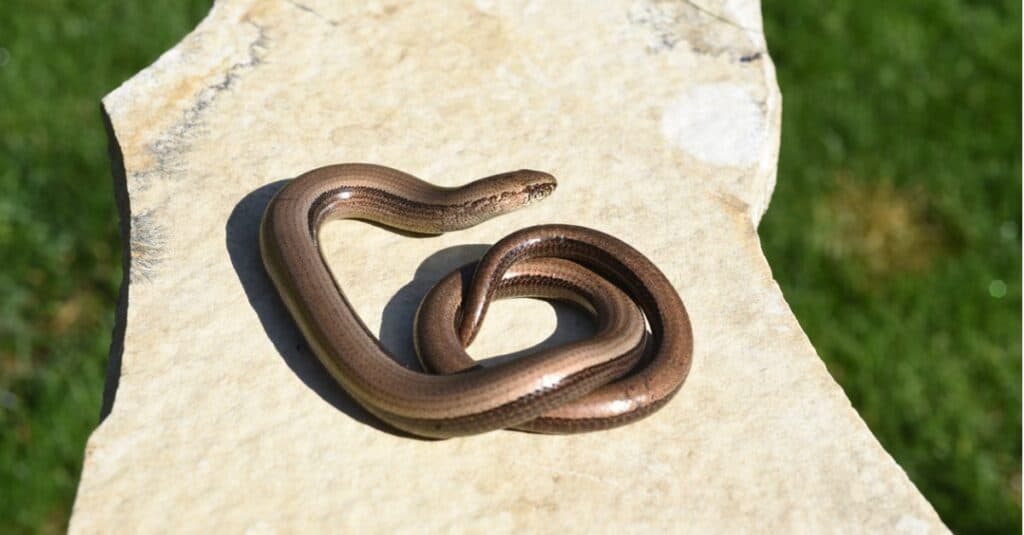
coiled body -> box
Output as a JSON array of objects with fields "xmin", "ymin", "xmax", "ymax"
[{"xmin": 259, "ymin": 163, "xmax": 692, "ymax": 438}]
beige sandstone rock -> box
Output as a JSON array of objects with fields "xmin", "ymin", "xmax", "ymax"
[{"xmin": 71, "ymin": 0, "xmax": 947, "ymax": 532}]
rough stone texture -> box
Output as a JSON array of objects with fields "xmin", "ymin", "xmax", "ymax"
[{"xmin": 71, "ymin": 0, "xmax": 948, "ymax": 532}]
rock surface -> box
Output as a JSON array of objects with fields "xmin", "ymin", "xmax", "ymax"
[{"xmin": 71, "ymin": 0, "xmax": 947, "ymax": 532}]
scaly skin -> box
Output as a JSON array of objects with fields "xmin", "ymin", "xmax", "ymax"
[{"xmin": 259, "ymin": 163, "xmax": 692, "ymax": 438}]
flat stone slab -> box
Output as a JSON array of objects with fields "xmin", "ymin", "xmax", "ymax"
[{"xmin": 71, "ymin": 0, "xmax": 947, "ymax": 532}]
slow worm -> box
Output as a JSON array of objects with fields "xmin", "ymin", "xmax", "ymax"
[{"xmin": 260, "ymin": 163, "xmax": 693, "ymax": 438}]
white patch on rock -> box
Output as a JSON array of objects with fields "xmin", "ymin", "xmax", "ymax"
[{"xmin": 661, "ymin": 83, "xmax": 766, "ymax": 167}]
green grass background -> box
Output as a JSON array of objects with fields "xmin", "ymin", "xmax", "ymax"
[{"xmin": 0, "ymin": 1, "xmax": 1019, "ymax": 532}]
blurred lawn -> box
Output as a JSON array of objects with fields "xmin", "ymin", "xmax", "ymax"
[
  {"xmin": 762, "ymin": 1, "xmax": 1021, "ymax": 532},
  {"xmin": 0, "ymin": 0, "xmax": 1019, "ymax": 533}
]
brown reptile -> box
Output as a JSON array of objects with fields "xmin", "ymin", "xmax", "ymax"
[{"xmin": 259, "ymin": 163, "xmax": 692, "ymax": 438}]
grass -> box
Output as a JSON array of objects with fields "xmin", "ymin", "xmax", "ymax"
[
  {"xmin": 0, "ymin": 1, "xmax": 213, "ymax": 531},
  {"xmin": 0, "ymin": 0, "xmax": 1019, "ymax": 532},
  {"xmin": 761, "ymin": 1, "xmax": 1021, "ymax": 532}
]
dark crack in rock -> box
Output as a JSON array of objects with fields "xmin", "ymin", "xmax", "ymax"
[
  {"xmin": 627, "ymin": 0, "xmax": 761, "ymax": 61},
  {"xmin": 284, "ymin": 0, "xmax": 339, "ymax": 26},
  {"xmin": 131, "ymin": 21, "xmax": 270, "ymax": 189}
]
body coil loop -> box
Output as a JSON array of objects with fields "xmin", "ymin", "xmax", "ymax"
[{"xmin": 260, "ymin": 163, "xmax": 693, "ymax": 438}]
